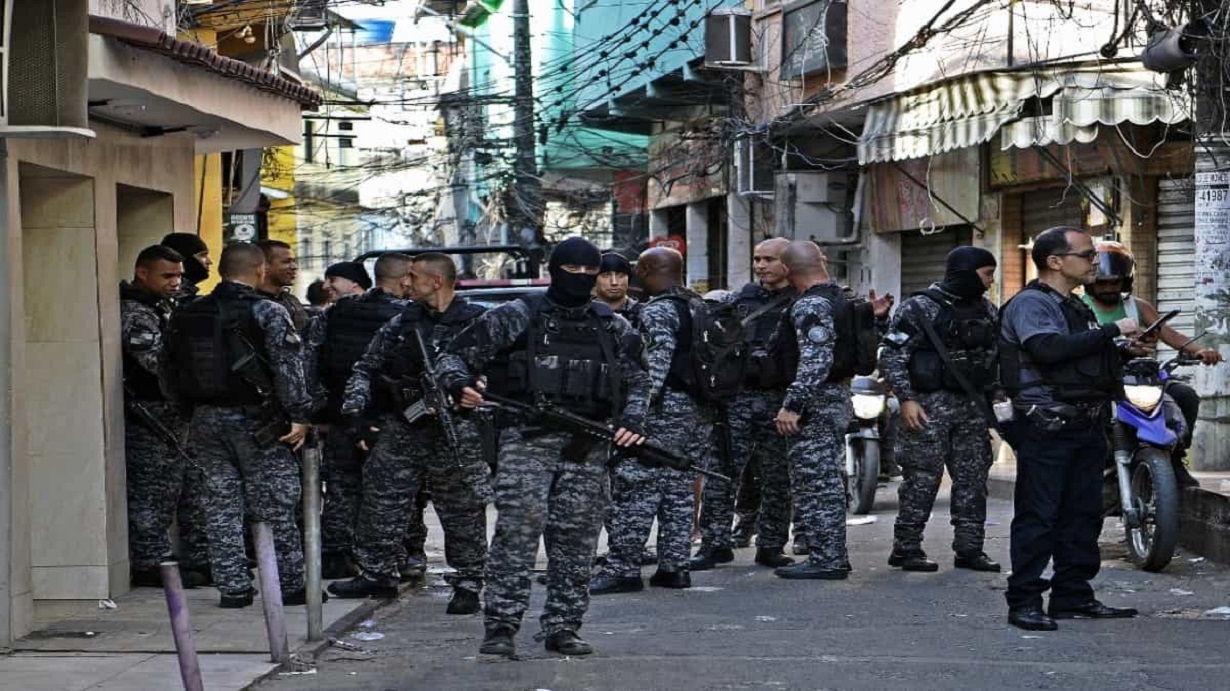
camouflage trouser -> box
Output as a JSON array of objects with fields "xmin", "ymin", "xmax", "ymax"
[
  {"xmin": 605, "ymin": 389, "xmax": 712, "ymax": 575},
  {"xmin": 485, "ymin": 428, "xmax": 608, "ymax": 637},
  {"xmin": 353, "ymin": 416, "xmax": 489, "ymax": 590},
  {"xmin": 175, "ymin": 460, "xmax": 211, "ymax": 572},
  {"xmin": 321, "ymin": 426, "xmax": 364, "ymax": 556},
  {"xmin": 790, "ymin": 388, "xmax": 852, "ymax": 570},
  {"xmin": 190, "ymin": 405, "xmax": 304, "ymax": 595},
  {"xmin": 893, "ymin": 390, "xmax": 993, "ymax": 554},
  {"xmin": 405, "ymin": 483, "xmax": 430, "ymax": 558},
  {"xmin": 125, "ymin": 402, "xmax": 187, "ymax": 571},
  {"xmin": 699, "ymin": 389, "xmax": 792, "ymax": 550}
]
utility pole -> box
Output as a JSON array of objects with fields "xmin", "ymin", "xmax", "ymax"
[
  {"xmin": 1191, "ymin": 0, "xmax": 1230, "ymax": 469},
  {"xmin": 508, "ymin": 0, "xmax": 544, "ymax": 272}
]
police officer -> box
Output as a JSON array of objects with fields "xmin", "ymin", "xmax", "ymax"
[
  {"xmin": 256, "ymin": 240, "xmax": 310, "ymax": 333},
  {"xmin": 772, "ymin": 241, "xmax": 868, "ymax": 580},
  {"xmin": 693, "ymin": 237, "xmax": 796, "ymax": 570},
  {"xmin": 163, "ymin": 243, "xmax": 315, "ymax": 608},
  {"xmin": 303, "ymin": 253, "xmax": 414, "ymax": 579},
  {"xmin": 593, "ymin": 251, "xmax": 638, "ymax": 319},
  {"xmin": 122, "ymin": 245, "xmax": 187, "ymax": 587},
  {"xmin": 880, "ymin": 247, "xmax": 1001, "ymax": 573},
  {"xmin": 439, "ymin": 237, "xmax": 650, "ymax": 658},
  {"xmin": 161, "ymin": 232, "xmax": 213, "ymax": 300},
  {"xmin": 328, "ymin": 253, "xmax": 490, "ymax": 614},
  {"xmin": 324, "ymin": 261, "xmax": 371, "ymax": 303},
  {"xmin": 1000, "ymin": 226, "xmax": 1140, "ymax": 631},
  {"xmin": 592, "ymin": 247, "xmax": 713, "ymax": 594}
]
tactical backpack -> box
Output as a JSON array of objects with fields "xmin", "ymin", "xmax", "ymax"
[
  {"xmin": 658, "ymin": 290, "xmax": 748, "ymax": 403},
  {"xmin": 770, "ymin": 284, "xmax": 879, "ymax": 385}
]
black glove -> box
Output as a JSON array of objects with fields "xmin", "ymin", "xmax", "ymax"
[{"xmin": 344, "ymin": 415, "xmax": 380, "ymax": 450}]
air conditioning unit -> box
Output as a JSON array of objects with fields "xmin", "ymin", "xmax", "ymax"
[
  {"xmin": 791, "ymin": 171, "xmax": 849, "ymax": 204},
  {"xmin": 289, "ymin": 0, "xmax": 329, "ymax": 31},
  {"xmin": 705, "ymin": 8, "xmax": 752, "ymax": 68},
  {"xmin": 735, "ymin": 136, "xmax": 775, "ymax": 196},
  {"xmin": 2, "ymin": 0, "xmax": 91, "ymax": 135},
  {"xmin": 774, "ymin": 172, "xmax": 854, "ymax": 242}
]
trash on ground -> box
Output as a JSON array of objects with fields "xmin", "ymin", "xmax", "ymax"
[
  {"xmin": 846, "ymin": 516, "xmax": 876, "ymax": 526},
  {"xmin": 352, "ymin": 631, "xmax": 385, "ymax": 641},
  {"xmin": 1189, "ymin": 557, "xmax": 1205, "ymax": 564},
  {"xmin": 688, "ymin": 586, "xmax": 724, "ymax": 592},
  {"xmin": 1020, "ymin": 635, "xmax": 1042, "ymax": 639},
  {"xmin": 329, "ymin": 638, "xmax": 369, "ymax": 652},
  {"xmin": 1203, "ymin": 606, "xmax": 1230, "ymax": 618},
  {"xmin": 1169, "ymin": 588, "xmax": 1195, "ymax": 596},
  {"xmin": 97, "ymin": 599, "xmax": 117, "ymax": 609},
  {"xmin": 755, "ymin": 615, "xmax": 776, "ymax": 622},
  {"xmin": 278, "ymin": 669, "xmax": 317, "ymax": 677},
  {"xmin": 359, "ymin": 619, "xmax": 377, "ymax": 629}
]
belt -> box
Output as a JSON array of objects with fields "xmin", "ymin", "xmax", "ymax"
[{"xmin": 1019, "ymin": 402, "xmax": 1107, "ymax": 431}]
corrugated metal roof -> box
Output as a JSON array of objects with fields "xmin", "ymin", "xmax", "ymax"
[{"xmin": 89, "ymin": 16, "xmax": 322, "ymax": 108}]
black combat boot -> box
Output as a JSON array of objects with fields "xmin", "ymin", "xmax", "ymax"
[
  {"xmin": 180, "ymin": 567, "xmax": 212, "ymax": 589},
  {"xmin": 545, "ymin": 629, "xmax": 593, "ymax": 656},
  {"xmin": 282, "ymin": 587, "xmax": 330, "ymax": 606},
  {"xmin": 327, "ymin": 575, "xmax": 398, "ymax": 600},
  {"xmin": 589, "ymin": 572, "xmax": 644, "ymax": 595},
  {"xmin": 479, "ymin": 625, "xmax": 516, "ymax": 656},
  {"xmin": 219, "ymin": 588, "xmax": 256, "ymax": 609},
  {"xmin": 754, "ymin": 548, "xmax": 794, "ymax": 568},
  {"xmin": 954, "ymin": 551, "xmax": 1001, "ymax": 572},
  {"xmin": 648, "ymin": 569, "xmax": 691, "ymax": 589},
  {"xmin": 322, "ymin": 552, "xmax": 357, "ymax": 580},
  {"xmin": 688, "ymin": 545, "xmax": 735, "ymax": 571},
  {"xmin": 130, "ymin": 568, "xmax": 162, "ymax": 588},
  {"xmin": 774, "ymin": 561, "xmax": 848, "ymax": 580},
  {"xmin": 888, "ymin": 549, "xmax": 939, "ymax": 572},
  {"xmin": 446, "ymin": 587, "xmax": 481, "ymax": 615},
  {"xmin": 398, "ymin": 554, "xmax": 426, "ymax": 582}
]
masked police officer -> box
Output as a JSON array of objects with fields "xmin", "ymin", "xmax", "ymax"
[
  {"xmin": 1000, "ymin": 226, "xmax": 1141, "ymax": 631},
  {"xmin": 880, "ymin": 247, "xmax": 1001, "ymax": 573},
  {"xmin": 328, "ymin": 253, "xmax": 490, "ymax": 614},
  {"xmin": 693, "ymin": 237, "xmax": 796, "ymax": 570},
  {"xmin": 440, "ymin": 237, "xmax": 650, "ymax": 658},
  {"xmin": 303, "ymin": 253, "xmax": 414, "ymax": 579},
  {"xmin": 163, "ymin": 243, "xmax": 315, "ymax": 608}
]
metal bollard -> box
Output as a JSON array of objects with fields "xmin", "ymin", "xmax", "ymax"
[
  {"xmin": 253, "ymin": 522, "xmax": 290, "ymax": 663},
  {"xmin": 302, "ymin": 432, "xmax": 324, "ymax": 641},
  {"xmin": 160, "ymin": 561, "xmax": 205, "ymax": 691}
]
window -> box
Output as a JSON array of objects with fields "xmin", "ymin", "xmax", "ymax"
[
  {"xmin": 338, "ymin": 121, "xmax": 354, "ymax": 131},
  {"xmin": 339, "ymin": 137, "xmax": 354, "ymax": 149},
  {"xmin": 780, "ymin": 0, "xmax": 848, "ymax": 80}
]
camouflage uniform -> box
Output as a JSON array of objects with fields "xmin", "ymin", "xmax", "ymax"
[
  {"xmin": 438, "ymin": 298, "xmax": 650, "ymax": 637},
  {"xmin": 164, "ymin": 282, "xmax": 314, "ymax": 596},
  {"xmin": 880, "ymin": 290, "xmax": 997, "ymax": 556},
  {"xmin": 262, "ymin": 287, "xmax": 311, "ymax": 333},
  {"xmin": 698, "ymin": 285, "xmax": 794, "ymax": 552},
  {"xmin": 342, "ymin": 300, "xmax": 490, "ymax": 588},
  {"xmin": 166, "ymin": 280, "xmax": 211, "ymax": 574},
  {"xmin": 781, "ymin": 291, "xmax": 851, "ymax": 571},
  {"xmin": 121, "ymin": 282, "xmax": 185, "ymax": 571},
  {"xmin": 602, "ymin": 294, "xmax": 712, "ymax": 576}
]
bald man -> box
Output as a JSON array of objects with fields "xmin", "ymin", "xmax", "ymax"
[
  {"xmin": 592, "ymin": 247, "xmax": 715, "ymax": 594},
  {"xmin": 692, "ymin": 238, "xmax": 797, "ymax": 570}
]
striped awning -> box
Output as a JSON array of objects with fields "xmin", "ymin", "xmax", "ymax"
[{"xmin": 858, "ymin": 64, "xmax": 1189, "ymax": 164}]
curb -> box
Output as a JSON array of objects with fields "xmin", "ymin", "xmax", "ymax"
[
  {"xmin": 241, "ymin": 578, "xmax": 421, "ymax": 690},
  {"xmin": 988, "ymin": 471, "xmax": 1230, "ymax": 566}
]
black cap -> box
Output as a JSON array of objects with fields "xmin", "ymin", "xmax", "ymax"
[
  {"xmin": 598, "ymin": 252, "xmax": 632, "ymax": 275},
  {"xmin": 325, "ymin": 261, "xmax": 372, "ymax": 290}
]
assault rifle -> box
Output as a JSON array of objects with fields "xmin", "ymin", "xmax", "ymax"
[
  {"xmin": 230, "ymin": 331, "xmax": 290, "ymax": 447},
  {"xmin": 402, "ymin": 329, "xmax": 463, "ymax": 466},
  {"xmin": 123, "ymin": 385, "xmax": 195, "ymax": 464},
  {"xmin": 477, "ymin": 391, "xmax": 731, "ymax": 483}
]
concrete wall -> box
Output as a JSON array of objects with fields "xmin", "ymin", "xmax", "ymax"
[{"xmin": 3, "ymin": 125, "xmax": 195, "ymax": 642}]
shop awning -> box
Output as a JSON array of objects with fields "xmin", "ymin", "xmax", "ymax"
[{"xmin": 857, "ymin": 64, "xmax": 1188, "ymax": 164}]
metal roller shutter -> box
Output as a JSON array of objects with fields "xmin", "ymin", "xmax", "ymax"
[
  {"xmin": 1021, "ymin": 187, "xmax": 1085, "ymax": 241},
  {"xmin": 900, "ymin": 227, "xmax": 974, "ymax": 297},
  {"xmin": 1155, "ymin": 177, "xmax": 1197, "ymax": 354}
]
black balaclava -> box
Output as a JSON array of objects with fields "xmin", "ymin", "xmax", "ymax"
[
  {"xmin": 939, "ymin": 246, "xmax": 996, "ymax": 301},
  {"xmin": 546, "ymin": 236, "xmax": 601, "ymax": 307},
  {"xmin": 161, "ymin": 232, "xmax": 210, "ymax": 284}
]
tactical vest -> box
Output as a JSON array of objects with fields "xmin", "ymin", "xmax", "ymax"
[
  {"xmin": 907, "ymin": 289, "xmax": 998, "ymax": 393},
  {"xmin": 733, "ymin": 283, "xmax": 794, "ymax": 352},
  {"xmin": 120, "ymin": 282, "xmax": 168, "ymax": 401},
  {"xmin": 376, "ymin": 299, "xmax": 486, "ymax": 412},
  {"xmin": 167, "ymin": 282, "xmax": 269, "ymax": 406},
  {"xmin": 646, "ymin": 288, "xmax": 697, "ymax": 394},
  {"xmin": 999, "ymin": 281, "xmax": 1121, "ymax": 403},
  {"xmin": 487, "ymin": 295, "xmax": 621, "ymax": 419},
  {"xmin": 322, "ymin": 291, "xmax": 403, "ymax": 396},
  {"xmin": 776, "ymin": 284, "xmax": 864, "ymax": 385}
]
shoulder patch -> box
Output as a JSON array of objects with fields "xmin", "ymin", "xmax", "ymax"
[{"xmin": 807, "ymin": 325, "xmax": 832, "ymax": 344}]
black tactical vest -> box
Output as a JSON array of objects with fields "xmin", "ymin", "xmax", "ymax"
[
  {"xmin": 645, "ymin": 288, "xmax": 698, "ymax": 394},
  {"xmin": 321, "ymin": 291, "xmax": 403, "ymax": 396},
  {"xmin": 999, "ymin": 281, "xmax": 1121, "ymax": 402},
  {"xmin": 488, "ymin": 295, "xmax": 621, "ymax": 419},
  {"xmin": 733, "ymin": 283, "xmax": 794, "ymax": 351},
  {"xmin": 167, "ymin": 282, "xmax": 269, "ymax": 406},
  {"xmin": 120, "ymin": 282, "xmax": 169, "ymax": 401},
  {"xmin": 908, "ymin": 289, "xmax": 998, "ymax": 393},
  {"xmin": 375, "ymin": 299, "xmax": 486, "ymax": 412}
]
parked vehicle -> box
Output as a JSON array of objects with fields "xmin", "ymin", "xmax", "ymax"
[{"xmin": 846, "ymin": 375, "xmax": 888, "ymax": 515}]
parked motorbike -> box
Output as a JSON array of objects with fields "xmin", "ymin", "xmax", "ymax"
[
  {"xmin": 846, "ymin": 376, "xmax": 887, "ymax": 515},
  {"xmin": 1106, "ymin": 353, "xmax": 1198, "ymax": 572}
]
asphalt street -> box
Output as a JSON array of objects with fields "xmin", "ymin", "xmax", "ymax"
[{"xmin": 255, "ymin": 484, "xmax": 1230, "ymax": 691}]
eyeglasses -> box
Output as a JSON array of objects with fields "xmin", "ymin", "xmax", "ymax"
[{"xmin": 1053, "ymin": 250, "xmax": 1099, "ymax": 261}]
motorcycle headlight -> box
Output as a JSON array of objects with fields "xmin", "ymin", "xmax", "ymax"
[
  {"xmin": 1123, "ymin": 384, "xmax": 1163, "ymax": 412},
  {"xmin": 852, "ymin": 393, "xmax": 886, "ymax": 420}
]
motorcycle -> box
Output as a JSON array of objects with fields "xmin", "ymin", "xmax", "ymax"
[
  {"xmin": 846, "ymin": 375, "xmax": 888, "ymax": 515},
  {"xmin": 1105, "ymin": 353, "xmax": 1198, "ymax": 572}
]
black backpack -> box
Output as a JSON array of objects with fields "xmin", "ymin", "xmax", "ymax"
[
  {"xmin": 769, "ymin": 284, "xmax": 878, "ymax": 384},
  {"xmin": 657, "ymin": 291, "xmax": 748, "ymax": 403}
]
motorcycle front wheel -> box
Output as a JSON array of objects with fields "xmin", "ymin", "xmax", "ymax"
[
  {"xmin": 1126, "ymin": 448, "xmax": 1179, "ymax": 572},
  {"xmin": 848, "ymin": 438, "xmax": 879, "ymax": 515}
]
